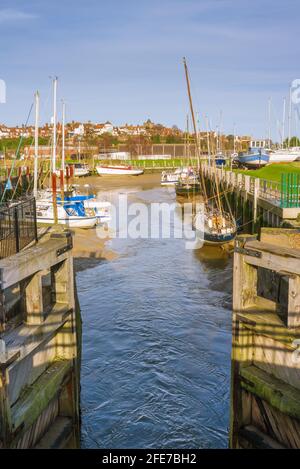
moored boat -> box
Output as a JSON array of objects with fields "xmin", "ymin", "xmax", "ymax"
[
  {"xmin": 194, "ymin": 209, "xmax": 236, "ymax": 246},
  {"xmin": 215, "ymin": 152, "xmax": 226, "ymax": 167},
  {"xmin": 96, "ymin": 165, "xmax": 144, "ymax": 176},
  {"xmin": 73, "ymin": 163, "xmax": 90, "ymax": 177},
  {"xmin": 175, "ymin": 179, "xmax": 201, "ymax": 196},
  {"xmin": 268, "ymin": 148, "xmax": 300, "ymax": 163},
  {"xmin": 161, "ymin": 168, "xmax": 184, "ymax": 185},
  {"xmin": 181, "ymin": 57, "xmax": 237, "ymax": 247},
  {"xmin": 237, "ymin": 147, "xmax": 269, "ymax": 168},
  {"xmin": 161, "ymin": 167, "xmax": 196, "ymax": 186},
  {"xmin": 36, "ymin": 200, "xmax": 98, "ymax": 228}
]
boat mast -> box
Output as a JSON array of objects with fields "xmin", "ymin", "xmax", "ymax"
[
  {"xmin": 62, "ymin": 99, "xmax": 66, "ymax": 172},
  {"xmin": 52, "ymin": 77, "xmax": 58, "ymax": 173},
  {"xmin": 288, "ymin": 86, "xmax": 292, "ymax": 148},
  {"xmin": 282, "ymin": 97, "xmax": 286, "ymax": 148},
  {"xmin": 233, "ymin": 123, "xmax": 236, "ymax": 154},
  {"xmin": 205, "ymin": 115, "xmax": 211, "ymax": 167},
  {"xmin": 182, "ymin": 57, "xmax": 207, "ymax": 201},
  {"xmin": 268, "ymin": 97, "xmax": 272, "ymax": 149},
  {"xmin": 33, "ymin": 91, "xmax": 39, "ymax": 199},
  {"xmin": 51, "ymin": 77, "xmax": 58, "ymax": 224},
  {"xmin": 219, "ymin": 110, "xmax": 223, "ymax": 153},
  {"xmin": 186, "ymin": 114, "xmax": 190, "ymax": 164}
]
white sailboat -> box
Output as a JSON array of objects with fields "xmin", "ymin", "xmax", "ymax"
[
  {"xmin": 161, "ymin": 167, "xmax": 197, "ymax": 185},
  {"xmin": 34, "ymin": 80, "xmax": 97, "ymax": 228},
  {"xmin": 268, "ymin": 148, "xmax": 300, "ymax": 163},
  {"xmin": 73, "ymin": 163, "xmax": 90, "ymax": 177},
  {"xmin": 35, "ymin": 200, "xmax": 97, "ymax": 228},
  {"xmin": 267, "ymin": 92, "xmax": 300, "ymax": 163}
]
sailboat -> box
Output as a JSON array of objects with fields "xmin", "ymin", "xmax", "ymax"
[
  {"xmin": 175, "ymin": 115, "xmax": 201, "ymax": 196},
  {"xmin": 161, "ymin": 166, "xmax": 197, "ymax": 186},
  {"xmin": 263, "ymin": 92, "xmax": 300, "ymax": 163},
  {"xmin": 33, "ymin": 81, "xmax": 97, "ymax": 228},
  {"xmin": 182, "ymin": 58, "xmax": 236, "ymax": 246},
  {"xmin": 96, "ymin": 165, "xmax": 143, "ymax": 175}
]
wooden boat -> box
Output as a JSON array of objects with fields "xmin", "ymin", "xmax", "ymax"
[
  {"xmin": 182, "ymin": 57, "xmax": 237, "ymax": 246},
  {"xmin": 194, "ymin": 210, "xmax": 236, "ymax": 245}
]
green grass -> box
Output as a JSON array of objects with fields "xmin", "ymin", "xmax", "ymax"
[{"xmin": 233, "ymin": 162, "xmax": 300, "ymax": 183}]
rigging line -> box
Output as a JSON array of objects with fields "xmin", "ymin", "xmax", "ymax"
[
  {"xmin": 219, "ymin": 179, "xmax": 235, "ymax": 223},
  {"xmin": 10, "ymin": 172, "xmax": 23, "ymax": 201},
  {"xmin": 183, "ymin": 57, "xmax": 208, "ymax": 204},
  {"xmin": 1, "ymin": 101, "xmax": 34, "ymax": 204}
]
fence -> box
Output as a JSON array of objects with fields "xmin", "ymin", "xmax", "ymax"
[
  {"xmin": 281, "ymin": 173, "xmax": 300, "ymax": 208},
  {"xmin": 202, "ymin": 164, "xmax": 300, "ymax": 209},
  {"xmin": 0, "ymin": 197, "xmax": 38, "ymax": 259}
]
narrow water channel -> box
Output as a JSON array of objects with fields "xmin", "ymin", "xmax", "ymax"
[{"xmin": 77, "ymin": 182, "xmax": 233, "ymax": 448}]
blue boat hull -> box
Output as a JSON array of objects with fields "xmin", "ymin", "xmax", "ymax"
[
  {"xmin": 204, "ymin": 231, "xmax": 236, "ymax": 245},
  {"xmin": 237, "ymin": 152, "xmax": 269, "ymax": 168}
]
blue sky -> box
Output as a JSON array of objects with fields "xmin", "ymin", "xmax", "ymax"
[{"xmin": 0, "ymin": 0, "xmax": 299, "ymax": 139}]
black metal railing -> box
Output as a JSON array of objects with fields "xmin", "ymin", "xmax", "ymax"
[{"xmin": 0, "ymin": 197, "xmax": 38, "ymax": 259}]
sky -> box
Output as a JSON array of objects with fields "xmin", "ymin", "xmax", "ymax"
[{"xmin": 0, "ymin": 0, "xmax": 299, "ymax": 139}]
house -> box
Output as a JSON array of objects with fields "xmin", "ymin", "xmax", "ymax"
[{"xmin": 93, "ymin": 121, "xmax": 114, "ymax": 135}]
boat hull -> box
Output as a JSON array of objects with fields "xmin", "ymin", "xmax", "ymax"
[
  {"xmin": 36, "ymin": 216, "xmax": 97, "ymax": 228},
  {"xmin": 203, "ymin": 230, "xmax": 236, "ymax": 245},
  {"xmin": 237, "ymin": 153, "xmax": 269, "ymax": 168},
  {"xmin": 74, "ymin": 169, "xmax": 90, "ymax": 177},
  {"xmin": 175, "ymin": 183, "xmax": 201, "ymax": 196},
  {"xmin": 268, "ymin": 152, "xmax": 300, "ymax": 163},
  {"xmin": 96, "ymin": 166, "xmax": 144, "ymax": 176}
]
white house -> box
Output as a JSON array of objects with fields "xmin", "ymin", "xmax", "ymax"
[{"xmin": 93, "ymin": 122, "xmax": 114, "ymax": 135}]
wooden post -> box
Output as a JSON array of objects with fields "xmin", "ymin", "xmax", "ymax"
[
  {"xmin": 24, "ymin": 272, "xmax": 44, "ymax": 325},
  {"xmin": 244, "ymin": 175, "xmax": 250, "ymax": 194},
  {"xmin": 230, "ymin": 236, "xmax": 300, "ymax": 449},
  {"xmin": 0, "ymin": 366, "xmax": 12, "ymax": 446},
  {"xmin": 51, "ymin": 258, "xmax": 74, "ymax": 307},
  {"xmin": 51, "ymin": 173, "xmax": 58, "ymax": 225},
  {"xmin": 253, "ymin": 178, "xmax": 260, "ymax": 233},
  {"xmin": 60, "ymin": 169, "xmax": 64, "ymax": 204}
]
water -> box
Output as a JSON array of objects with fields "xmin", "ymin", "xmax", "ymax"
[{"xmin": 77, "ymin": 184, "xmax": 233, "ymax": 449}]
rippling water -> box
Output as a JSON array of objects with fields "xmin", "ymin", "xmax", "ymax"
[{"xmin": 78, "ymin": 184, "xmax": 233, "ymax": 449}]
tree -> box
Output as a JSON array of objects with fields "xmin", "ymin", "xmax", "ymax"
[
  {"xmin": 284, "ymin": 136, "xmax": 300, "ymax": 147},
  {"xmin": 151, "ymin": 134, "xmax": 161, "ymax": 144}
]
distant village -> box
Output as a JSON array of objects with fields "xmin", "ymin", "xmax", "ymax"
[{"xmin": 0, "ymin": 119, "xmax": 252, "ymax": 159}]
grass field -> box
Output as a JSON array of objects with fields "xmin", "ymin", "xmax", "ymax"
[{"xmin": 234, "ymin": 162, "xmax": 300, "ymax": 182}]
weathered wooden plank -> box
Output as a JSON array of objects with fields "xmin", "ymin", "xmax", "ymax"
[
  {"xmin": 260, "ymin": 228, "xmax": 300, "ymax": 250},
  {"xmin": 24, "ymin": 272, "xmax": 44, "ymax": 325},
  {"xmin": 11, "ymin": 359, "xmax": 71, "ymax": 432},
  {"xmin": 239, "ymin": 424, "xmax": 285, "ymax": 449},
  {"xmin": 237, "ymin": 307, "xmax": 299, "ymax": 346},
  {"xmin": 0, "ymin": 238, "xmax": 70, "ymax": 290},
  {"xmin": 246, "ymin": 240, "xmax": 300, "ymax": 259},
  {"xmin": 34, "ymin": 416, "xmax": 72, "ymax": 449},
  {"xmin": 2, "ymin": 304, "xmax": 71, "ymax": 365},
  {"xmin": 240, "ymin": 365, "xmax": 300, "ymax": 420},
  {"xmin": 244, "ymin": 253, "xmax": 300, "ymax": 276}
]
